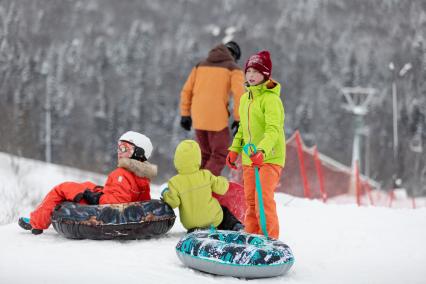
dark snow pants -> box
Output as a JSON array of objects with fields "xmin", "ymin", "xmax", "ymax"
[
  {"xmin": 186, "ymin": 206, "xmax": 243, "ymax": 233},
  {"xmin": 217, "ymin": 206, "xmax": 243, "ymax": 230},
  {"xmin": 195, "ymin": 127, "xmax": 230, "ymax": 176}
]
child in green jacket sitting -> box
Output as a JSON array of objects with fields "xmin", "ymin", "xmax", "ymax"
[{"xmin": 162, "ymin": 140, "xmax": 243, "ymax": 232}]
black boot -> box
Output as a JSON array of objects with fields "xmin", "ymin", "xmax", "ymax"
[
  {"xmin": 31, "ymin": 229, "xmax": 43, "ymax": 235},
  {"xmin": 218, "ymin": 206, "xmax": 244, "ymax": 231},
  {"xmin": 232, "ymin": 222, "xmax": 245, "ymax": 231},
  {"xmin": 18, "ymin": 217, "xmax": 32, "ymax": 230},
  {"xmin": 18, "ymin": 217, "xmax": 43, "ymax": 235}
]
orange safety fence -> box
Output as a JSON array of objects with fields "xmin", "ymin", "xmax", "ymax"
[
  {"xmin": 229, "ymin": 131, "xmax": 381, "ymax": 203},
  {"xmin": 228, "ymin": 131, "xmax": 420, "ymax": 209}
]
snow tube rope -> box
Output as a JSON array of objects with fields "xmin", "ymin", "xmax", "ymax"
[
  {"xmin": 243, "ymin": 143, "xmax": 268, "ymax": 237},
  {"xmin": 176, "ymin": 229, "xmax": 294, "ymax": 278},
  {"xmin": 51, "ymin": 199, "xmax": 176, "ymax": 240}
]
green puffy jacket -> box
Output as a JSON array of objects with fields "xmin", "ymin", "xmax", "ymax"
[
  {"xmin": 162, "ymin": 140, "xmax": 228, "ymax": 230},
  {"xmin": 229, "ymin": 80, "xmax": 286, "ymax": 167}
]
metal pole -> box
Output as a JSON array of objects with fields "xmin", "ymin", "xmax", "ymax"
[
  {"xmin": 392, "ymin": 81, "xmax": 398, "ymax": 161},
  {"xmin": 352, "ymin": 116, "xmax": 362, "ymax": 170},
  {"xmin": 45, "ymin": 90, "xmax": 51, "ymax": 163},
  {"xmin": 341, "ymin": 87, "xmax": 377, "ymax": 197}
]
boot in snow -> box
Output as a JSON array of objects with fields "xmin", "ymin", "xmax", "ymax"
[
  {"xmin": 18, "ymin": 217, "xmax": 43, "ymax": 235},
  {"xmin": 232, "ymin": 222, "xmax": 245, "ymax": 231}
]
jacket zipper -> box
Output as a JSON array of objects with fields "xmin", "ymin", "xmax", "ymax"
[{"xmin": 247, "ymin": 90, "xmax": 253, "ymax": 154}]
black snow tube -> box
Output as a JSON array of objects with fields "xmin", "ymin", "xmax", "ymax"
[{"xmin": 51, "ymin": 199, "xmax": 176, "ymax": 240}]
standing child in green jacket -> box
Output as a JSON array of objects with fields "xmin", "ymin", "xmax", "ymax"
[
  {"xmin": 226, "ymin": 50, "xmax": 286, "ymax": 239},
  {"xmin": 162, "ymin": 140, "xmax": 243, "ymax": 232}
]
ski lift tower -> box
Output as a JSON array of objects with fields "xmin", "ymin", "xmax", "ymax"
[{"xmin": 341, "ymin": 87, "xmax": 377, "ymax": 200}]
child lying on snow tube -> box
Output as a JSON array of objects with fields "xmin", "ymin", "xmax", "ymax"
[{"xmin": 19, "ymin": 131, "xmax": 157, "ymax": 235}]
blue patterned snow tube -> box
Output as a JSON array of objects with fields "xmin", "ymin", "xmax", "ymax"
[
  {"xmin": 176, "ymin": 230, "xmax": 294, "ymax": 278},
  {"xmin": 51, "ymin": 199, "xmax": 175, "ymax": 240}
]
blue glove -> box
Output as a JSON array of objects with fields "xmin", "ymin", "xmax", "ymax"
[{"xmin": 160, "ymin": 187, "xmax": 169, "ymax": 200}]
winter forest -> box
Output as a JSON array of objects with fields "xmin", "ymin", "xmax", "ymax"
[{"xmin": 1, "ymin": 0, "xmax": 425, "ymax": 195}]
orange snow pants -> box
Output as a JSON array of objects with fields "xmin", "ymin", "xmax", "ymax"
[
  {"xmin": 30, "ymin": 181, "xmax": 98, "ymax": 230},
  {"xmin": 242, "ymin": 164, "xmax": 282, "ymax": 239}
]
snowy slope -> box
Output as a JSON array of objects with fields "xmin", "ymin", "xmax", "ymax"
[
  {"xmin": 1, "ymin": 153, "xmax": 426, "ymax": 284},
  {"xmin": 0, "ymin": 152, "xmax": 105, "ymax": 225}
]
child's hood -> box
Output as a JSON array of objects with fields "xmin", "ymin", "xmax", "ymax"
[
  {"xmin": 174, "ymin": 140, "xmax": 201, "ymax": 174},
  {"xmin": 117, "ymin": 158, "xmax": 157, "ymax": 179},
  {"xmin": 246, "ymin": 79, "xmax": 281, "ymax": 98},
  {"xmin": 206, "ymin": 44, "xmax": 234, "ymax": 63}
]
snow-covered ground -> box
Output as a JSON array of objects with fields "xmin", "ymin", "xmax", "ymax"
[
  {"xmin": 0, "ymin": 152, "xmax": 105, "ymax": 225},
  {"xmin": 1, "ymin": 153, "xmax": 426, "ymax": 284}
]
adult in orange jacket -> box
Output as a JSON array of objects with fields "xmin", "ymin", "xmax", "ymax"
[
  {"xmin": 18, "ymin": 131, "xmax": 157, "ymax": 235},
  {"xmin": 179, "ymin": 41, "xmax": 245, "ymax": 176}
]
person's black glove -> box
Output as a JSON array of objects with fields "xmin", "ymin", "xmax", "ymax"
[
  {"xmin": 180, "ymin": 116, "xmax": 192, "ymax": 131},
  {"xmin": 82, "ymin": 190, "xmax": 103, "ymax": 205},
  {"xmin": 231, "ymin": 120, "xmax": 240, "ymax": 136}
]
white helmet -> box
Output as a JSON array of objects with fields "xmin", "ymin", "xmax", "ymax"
[{"xmin": 119, "ymin": 131, "xmax": 153, "ymax": 160}]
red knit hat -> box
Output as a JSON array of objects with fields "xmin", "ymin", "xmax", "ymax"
[{"xmin": 244, "ymin": 50, "xmax": 272, "ymax": 80}]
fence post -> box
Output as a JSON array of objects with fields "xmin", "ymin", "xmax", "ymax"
[
  {"xmin": 313, "ymin": 146, "xmax": 327, "ymax": 202},
  {"xmin": 295, "ymin": 131, "xmax": 311, "ymax": 198},
  {"xmin": 388, "ymin": 190, "xmax": 395, "ymax": 208},
  {"xmin": 363, "ymin": 181, "xmax": 375, "ymax": 206},
  {"xmin": 354, "ymin": 160, "xmax": 361, "ymax": 206}
]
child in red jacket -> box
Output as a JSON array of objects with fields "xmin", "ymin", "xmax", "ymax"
[{"xmin": 18, "ymin": 131, "xmax": 157, "ymax": 235}]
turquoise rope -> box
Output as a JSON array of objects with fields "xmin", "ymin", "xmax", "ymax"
[{"xmin": 243, "ymin": 143, "xmax": 268, "ymax": 238}]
